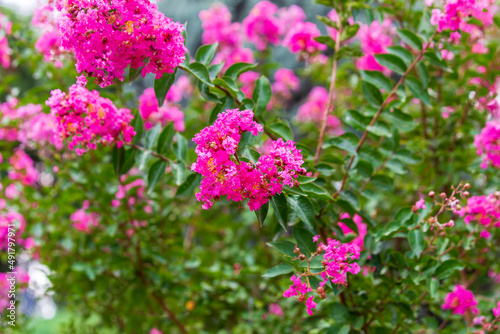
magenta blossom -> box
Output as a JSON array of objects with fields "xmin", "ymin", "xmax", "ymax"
[{"xmin": 442, "ymin": 285, "xmax": 479, "ymax": 315}]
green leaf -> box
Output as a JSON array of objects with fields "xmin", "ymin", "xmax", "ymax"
[
  {"xmin": 428, "ymin": 278, "xmax": 439, "ymax": 298},
  {"xmin": 225, "ymin": 62, "xmax": 258, "ymax": 79},
  {"xmin": 112, "ymin": 146, "xmax": 125, "ymax": 177},
  {"xmin": 267, "ymin": 241, "xmax": 296, "ymax": 257},
  {"xmin": 327, "ymin": 324, "xmax": 350, "ymax": 334},
  {"xmin": 343, "ymin": 109, "xmax": 370, "ymax": 130},
  {"xmin": 147, "ymin": 160, "xmax": 167, "ymax": 192},
  {"xmin": 252, "ymin": 76, "xmax": 272, "ymax": 116},
  {"xmin": 186, "ymin": 62, "xmax": 214, "ymax": 87},
  {"xmin": 171, "ymin": 161, "xmax": 187, "ymax": 186},
  {"xmin": 195, "ymin": 42, "xmax": 218, "ymax": 65},
  {"xmin": 300, "ymin": 183, "xmax": 331, "ymax": 201},
  {"xmin": 371, "ymin": 175, "xmax": 393, "ymax": 190},
  {"xmin": 145, "ymin": 123, "xmax": 161, "ymax": 150},
  {"xmin": 283, "ymin": 185, "xmax": 308, "ymax": 197},
  {"xmin": 406, "ymin": 76, "xmax": 431, "ymax": 106},
  {"xmin": 408, "ymin": 229, "xmax": 425, "ymax": 257},
  {"xmin": 340, "ymin": 217, "xmax": 359, "ymax": 235},
  {"xmin": 157, "ymin": 122, "xmax": 174, "ymax": 155},
  {"xmin": 382, "ymin": 109, "xmax": 416, "ymax": 132},
  {"xmin": 175, "ymin": 173, "xmax": 201, "ymax": 197},
  {"xmin": 435, "ymin": 260, "xmax": 464, "ymax": 279},
  {"xmin": 174, "ymin": 133, "xmax": 188, "ymax": 162},
  {"xmin": 334, "ymin": 45, "xmax": 363, "ymax": 60},
  {"xmin": 208, "ymin": 62, "xmax": 224, "ymax": 80},
  {"xmin": 128, "ymin": 66, "xmax": 143, "ymax": 83},
  {"xmin": 397, "ymin": 29, "xmax": 423, "ymax": 51},
  {"xmin": 417, "ymin": 62, "xmax": 430, "ymax": 88},
  {"xmin": 316, "ymin": 15, "xmax": 338, "ymax": 28},
  {"xmin": 367, "ymin": 121, "xmax": 392, "ymax": 137},
  {"xmin": 289, "ymin": 196, "xmax": 315, "ymax": 229},
  {"xmin": 374, "ymin": 54, "xmax": 407, "ymax": 74},
  {"xmin": 324, "ymin": 132, "xmax": 358, "ymax": 155},
  {"xmin": 255, "ymin": 202, "xmax": 269, "ymax": 227},
  {"xmin": 386, "ymin": 46, "xmax": 413, "ymax": 66},
  {"xmin": 131, "ymin": 112, "xmax": 144, "ymax": 144},
  {"xmin": 424, "ymin": 51, "xmax": 449, "ymax": 71},
  {"xmin": 262, "ymin": 263, "xmax": 294, "ymax": 278},
  {"xmin": 394, "ymin": 149, "xmax": 421, "ymax": 164},
  {"xmin": 271, "ymin": 193, "xmax": 288, "ymax": 231},
  {"xmin": 339, "ymin": 190, "xmax": 359, "ymax": 210},
  {"xmin": 119, "ymin": 148, "xmax": 136, "ymax": 175},
  {"xmin": 340, "ymin": 23, "xmax": 360, "ymax": 42},
  {"xmin": 314, "ymin": 35, "xmax": 336, "ymax": 49},
  {"xmin": 154, "ymin": 69, "xmax": 177, "ymax": 107},
  {"xmin": 267, "ymin": 121, "xmax": 293, "ymax": 141},
  {"xmin": 293, "ymin": 227, "xmax": 316, "ymax": 256},
  {"xmin": 362, "ymin": 81, "xmax": 383, "ymax": 107},
  {"xmin": 298, "ymin": 176, "xmax": 317, "ymax": 184},
  {"xmin": 361, "ymin": 70, "xmax": 393, "ymax": 92}
]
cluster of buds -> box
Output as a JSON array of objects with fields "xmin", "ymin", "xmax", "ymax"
[{"xmin": 283, "ymin": 235, "xmax": 360, "ymax": 315}]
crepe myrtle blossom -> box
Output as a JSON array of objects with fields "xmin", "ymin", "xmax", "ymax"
[
  {"xmin": 474, "ymin": 122, "xmax": 500, "ymax": 169},
  {"xmin": 32, "ymin": 1, "xmax": 65, "ymax": 67},
  {"xmin": 191, "ymin": 109, "xmax": 306, "ymax": 211},
  {"xmin": 356, "ymin": 19, "xmax": 395, "ymax": 74},
  {"xmin": 297, "ymin": 86, "xmax": 343, "ymax": 136},
  {"xmin": 493, "ymin": 301, "xmax": 500, "ymax": 318},
  {"xmin": 46, "ymin": 84, "xmax": 135, "ymax": 156},
  {"xmin": 283, "ymin": 236, "xmax": 360, "ymax": 315},
  {"xmin": 430, "ymin": 0, "xmax": 497, "ymax": 32},
  {"xmin": 442, "ymin": 285, "xmax": 479, "ymax": 315},
  {"xmin": 8, "ymin": 150, "xmax": 39, "ymax": 186},
  {"xmin": 71, "ymin": 200, "xmax": 99, "ymax": 233},
  {"xmin": 242, "ymin": 1, "xmax": 282, "ymax": 51},
  {"xmin": 338, "ymin": 213, "xmax": 368, "ymax": 250},
  {"xmin": 55, "ymin": 0, "xmax": 186, "ymax": 87},
  {"xmin": 455, "ymin": 192, "xmax": 500, "ymax": 238},
  {"xmin": 0, "ymin": 10, "xmax": 12, "ymax": 68},
  {"xmin": 282, "ymin": 21, "xmax": 326, "ymax": 59},
  {"xmin": 277, "ymin": 5, "xmax": 305, "ymax": 33},
  {"xmin": 138, "ymin": 87, "xmax": 185, "ymax": 132}
]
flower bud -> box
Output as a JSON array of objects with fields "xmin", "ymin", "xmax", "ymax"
[
  {"xmin": 317, "ymin": 287, "xmax": 324, "ymax": 294},
  {"xmin": 298, "ymin": 294, "xmax": 306, "ymax": 303},
  {"xmin": 294, "ymin": 245, "xmax": 300, "ymax": 255},
  {"xmin": 411, "ymin": 205, "xmax": 418, "ymax": 213},
  {"xmin": 440, "ymin": 192, "xmax": 447, "ymax": 199},
  {"xmin": 316, "ymin": 245, "xmax": 324, "ymax": 254},
  {"xmin": 428, "ymin": 217, "xmax": 437, "ymax": 224},
  {"xmin": 464, "ymin": 183, "xmax": 471, "ymax": 189},
  {"xmin": 463, "ymin": 191, "xmax": 469, "ymax": 197},
  {"xmin": 321, "ymin": 260, "xmax": 328, "ymax": 267},
  {"xmin": 299, "ymin": 254, "xmax": 306, "ymax": 261},
  {"xmin": 428, "ymin": 191, "xmax": 435, "ymax": 197}
]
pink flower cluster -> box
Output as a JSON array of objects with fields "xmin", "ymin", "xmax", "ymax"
[
  {"xmin": 0, "ymin": 9, "xmax": 12, "ymax": 68},
  {"xmin": 46, "ymin": 84, "xmax": 136, "ymax": 155},
  {"xmin": 297, "ymin": 87, "xmax": 343, "ymax": 136},
  {"xmin": 32, "ymin": 0, "xmax": 65, "ymax": 67},
  {"xmin": 0, "ymin": 211, "xmax": 31, "ymax": 251},
  {"xmin": 112, "ymin": 169, "xmax": 152, "ymax": 216},
  {"xmin": 8, "ymin": 150, "xmax": 38, "ymax": 186},
  {"xmin": 283, "ymin": 236, "xmax": 360, "ymax": 315},
  {"xmin": 55, "ymin": 0, "xmax": 186, "ymax": 87},
  {"xmin": 456, "ymin": 192, "xmax": 500, "ymax": 239},
  {"xmin": 70, "ymin": 200, "xmax": 99, "ymax": 233},
  {"xmin": 191, "ymin": 109, "xmax": 306, "ymax": 211},
  {"xmin": 474, "ymin": 122, "xmax": 500, "ymax": 169},
  {"xmin": 430, "ymin": 0, "xmax": 497, "ymax": 32},
  {"xmin": 442, "ymin": 285, "xmax": 479, "ymax": 315},
  {"xmin": 356, "ymin": 19, "xmax": 395, "ymax": 74},
  {"xmin": 338, "ymin": 213, "xmax": 367, "ymax": 250},
  {"xmin": 282, "ymin": 22, "xmax": 326, "ymax": 58},
  {"xmin": 242, "ymin": 1, "xmax": 282, "ymax": 51},
  {"xmin": 269, "ymin": 68, "xmax": 300, "ymax": 109},
  {"xmin": 138, "ymin": 83, "xmax": 186, "ymax": 132}
]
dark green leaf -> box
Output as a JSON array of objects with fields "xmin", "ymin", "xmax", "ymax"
[
  {"xmin": 386, "ymin": 46, "xmax": 413, "ymax": 65},
  {"xmin": 267, "ymin": 241, "xmax": 296, "ymax": 257},
  {"xmin": 252, "ymin": 76, "xmax": 272, "ymax": 116},
  {"xmin": 195, "ymin": 42, "xmax": 218, "ymax": 65},
  {"xmin": 186, "ymin": 62, "xmax": 214, "ymax": 87},
  {"xmin": 408, "ymin": 229, "xmax": 425, "ymax": 257},
  {"xmin": 148, "ymin": 160, "xmax": 167, "ymax": 192},
  {"xmin": 145, "ymin": 123, "xmax": 161, "ymax": 150},
  {"xmin": 340, "ymin": 23, "xmax": 360, "ymax": 42},
  {"xmin": 154, "ymin": 69, "xmax": 177, "ymax": 107},
  {"xmin": 324, "ymin": 132, "xmax": 358, "ymax": 155},
  {"xmin": 334, "ymin": 45, "xmax": 363, "ymax": 60},
  {"xmin": 367, "ymin": 121, "xmax": 392, "ymax": 137},
  {"xmin": 267, "ymin": 121, "xmax": 293, "ymax": 141},
  {"xmin": 362, "ymin": 81, "xmax": 383, "ymax": 107},
  {"xmin": 289, "ymin": 196, "xmax": 315, "ymax": 229},
  {"xmin": 271, "ymin": 193, "xmax": 288, "ymax": 231},
  {"xmin": 255, "ymin": 202, "xmax": 269, "ymax": 227},
  {"xmin": 174, "ymin": 133, "xmax": 188, "ymax": 162},
  {"xmin": 157, "ymin": 122, "xmax": 174, "ymax": 155},
  {"xmin": 128, "ymin": 66, "xmax": 143, "ymax": 83},
  {"xmin": 406, "ymin": 76, "xmax": 431, "ymax": 106},
  {"xmin": 417, "ymin": 62, "xmax": 430, "ymax": 88},
  {"xmin": 225, "ymin": 62, "xmax": 258, "ymax": 79},
  {"xmin": 371, "ymin": 175, "xmax": 393, "ymax": 190},
  {"xmin": 262, "ymin": 263, "xmax": 294, "ymax": 278},
  {"xmin": 361, "ymin": 70, "xmax": 393, "ymax": 92},
  {"xmin": 300, "ymin": 183, "xmax": 331, "ymax": 201},
  {"xmin": 175, "ymin": 173, "xmax": 201, "ymax": 197},
  {"xmin": 293, "ymin": 227, "xmax": 316, "ymax": 256},
  {"xmin": 397, "ymin": 29, "xmax": 423, "ymax": 51},
  {"xmin": 374, "ymin": 54, "xmax": 407, "ymax": 74},
  {"xmin": 131, "ymin": 112, "xmax": 144, "ymax": 144},
  {"xmin": 435, "ymin": 260, "xmax": 464, "ymax": 279}
]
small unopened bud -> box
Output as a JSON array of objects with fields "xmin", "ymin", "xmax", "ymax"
[
  {"xmin": 494, "ymin": 324, "xmax": 498, "ymax": 330},
  {"xmin": 316, "ymin": 245, "xmax": 324, "ymax": 254},
  {"xmin": 411, "ymin": 205, "xmax": 418, "ymax": 213},
  {"xmin": 428, "ymin": 191, "xmax": 435, "ymax": 197},
  {"xmin": 456, "ymin": 204, "xmax": 462, "ymax": 210},
  {"xmin": 321, "ymin": 260, "xmax": 328, "ymax": 267},
  {"xmin": 440, "ymin": 193, "xmax": 447, "ymax": 199},
  {"xmin": 463, "ymin": 191, "xmax": 469, "ymax": 197},
  {"xmin": 495, "ymin": 191, "xmax": 500, "ymax": 198},
  {"xmin": 317, "ymin": 287, "xmax": 324, "ymax": 294},
  {"xmin": 320, "ymin": 293, "xmax": 327, "ymax": 299},
  {"xmin": 294, "ymin": 246, "xmax": 300, "ymax": 255},
  {"xmin": 298, "ymin": 294, "xmax": 306, "ymax": 303},
  {"xmin": 451, "ymin": 196, "xmax": 457, "ymax": 201},
  {"xmin": 299, "ymin": 254, "xmax": 306, "ymax": 261},
  {"xmin": 445, "ymin": 220, "xmax": 455, "ymax": 227},
  {"xmin": 464, "ymin": 183, "xmax": 471, "ymax": 190},
  {"xmin": 428, "ymin": 217, "xmax": 437, "ymax": 224}
]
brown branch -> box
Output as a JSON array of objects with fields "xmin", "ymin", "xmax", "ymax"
[
  {"xmin": 333, "ymin": 31, "xmax": 437, "ymax": 199},
  {"xmin": 314, "ymin": 24, "xmax": 342, "ymax": 164}
]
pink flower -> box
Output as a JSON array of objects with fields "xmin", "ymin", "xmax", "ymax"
[
  {"xmin": 430, "ymin": 0, "xmax": 496, "ymax": 32},
  {"xmin": 242, "ymin": 1, "xmax": 282, "ymax": 51},
  {"xmin": 8, "ymin": 150, "xmax": 39, "ymax": 186},
  {"xmin": 474, "ymin": 122, "xmax": 500, "ymax": 169},
  {"xmin": 282, "ymin": 22, "xmax": 326, "ymax": 56},
  {"xmin": 415, "ymin": 198, "xmax": 426, "ymax": 210},
  {"xmin": 138, "ymin": 87, "xmax": 185, "ymax": 132},
  {"xmin": 277, "ymin": 5, "xmax": 305, "ymax": 33},
  {"xmin": 199, "ymin": 3, "xmax": 242, "ymax": 49},
  {"xmin": 442, "ymin": 285, "xmax": 479, "ymax": 315},
  {"xmin": 338, "ymin": 213, "xmax": 368, "ymax": 250},
  {"xmin": 149, "ymin": 328, "xmax": 163, "ymax": 334},
  {"xmin": 46, "ymin": 84, "xmax": 136, "ymax": 155},
  {"xmin": 0, "ymin": 212, "xmax": 26, "ymax": 251},
  {"xmin": 71, "ymin": 201, "xmax": 99, "ymax": 233},
  {"xmin": 297, "ymin": 87, "xmax": 343, "ymax": 136},
  {"xmin": 268, "ymin": 303, "xmax": 284, "ymax": 317},
  {"xmin": 493, "ymin": 301, "xmax": 500, "ymax": 318},
  {"xmin": 355, "ymin": 19, "xmax": 395, "ymax": 74},
  {"xmin": 191, "ymin": 109, "xmax": 306, "ymax": 211},
  {"xmin": 56, "ymin": 0, "xmax": 186, "ymax": 87},
  {"xmin": 305, "ymin": 295, "xmax": 317, "ymax": 316},
  {"xmin": 283, "ymin": 275, "xmax": 310, "ymax": 298}
]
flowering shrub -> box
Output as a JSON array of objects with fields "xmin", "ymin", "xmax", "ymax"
[{"xmin": 1, "ymin": 0, "xmax": 500, "ymax": 333}]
